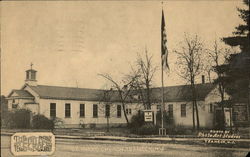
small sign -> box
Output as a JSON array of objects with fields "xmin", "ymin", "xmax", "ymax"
[
  {"xmin": 11, "ymin": 132, "xmax": 55, "ymax": 156},
  {"xmin": 144, "ymin": 110, "xmax": 153, "ymax": 122},
  {"xmin": 197, "ymin": 130, "xmax": 240, "ymax": 145}
]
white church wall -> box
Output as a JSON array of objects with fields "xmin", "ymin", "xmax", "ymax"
[
  {"xmin": 25, "ymin": 104, "xmax": 39, "ymax": 114},
  {"xmin": 205, "ymin": 86, "xmax": 230, "ymax": 103},
  {"xmin": 39, "ymin": 99, "xmax": 142, "ymax": 128},
  {"xmin": 7, "ymin": 98, "xmax": 35, "ymax": 110},
  {"xmin": 162, "ymin": 101, "xmax": 213, "ymax": 128}
]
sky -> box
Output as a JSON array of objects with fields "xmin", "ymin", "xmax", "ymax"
[{"xmin": 1, "ymin": 0, "xmax": 245, "ymax": 96}]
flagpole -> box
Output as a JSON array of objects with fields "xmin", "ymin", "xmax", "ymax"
[
  {"xmin": 160, "ymin": 1, "xmax": 165, "ymax": 134},
  {"xmin": 161, "ymin": 56, "xmax": 164, "ymax": 130}
]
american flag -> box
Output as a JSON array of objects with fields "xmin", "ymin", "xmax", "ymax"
[{"xmin": 161, "ymin": 10, "xmax": 169, "ymax": 70}]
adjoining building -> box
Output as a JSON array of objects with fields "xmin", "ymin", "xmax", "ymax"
[{"xmin": 7, "ymin": 67, "xmax": 235, "ymax": 128}]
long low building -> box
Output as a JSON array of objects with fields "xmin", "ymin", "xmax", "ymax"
[{"xmin": 7, "ymin": 67, "xmax": 232, "ymax": 128}]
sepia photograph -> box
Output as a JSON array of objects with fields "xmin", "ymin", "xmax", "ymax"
[{"xmin": 1, "ymin": 0, "xmax": 250, "ymax": 156}]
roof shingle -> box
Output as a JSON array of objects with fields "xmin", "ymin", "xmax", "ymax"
[
  {"xmin": 29, "ymin": 85, "xmax": 115, "ymax": 101},
  {"xmin": 28, "ymin": 83, "xmax": 215, "ymax": 102},
  {"xmin": 151, "ymin": 83, "xmax": 216, "ymax": 102},
  {"xmin": 11, "ymin": 90, "xmax": 34, "ymax": 98}
]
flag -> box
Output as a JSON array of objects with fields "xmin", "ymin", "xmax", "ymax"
[{"xmin": 161, "ymin": 10, "xmax": 169, "ymax": 69}]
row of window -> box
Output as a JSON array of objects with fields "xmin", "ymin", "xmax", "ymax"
[
  {"xmin": 169, "ymin": 104, "xmax": 187, "ymax": 117},
  {"xmin": 50, "ymin": 103, "xmax": 122, "ymax": 118},
  {"xmin": 158, "ymin": 104, "xmax": 186, "ymax": 117},
  {"xmin": 15, "ymin": 102, "xmax": 213, "ymax": 118},
  {"xmin": 158, "ymin": 103, "xmax": 215, "ymax": 118}
]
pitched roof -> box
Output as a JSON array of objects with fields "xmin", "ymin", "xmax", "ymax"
[
  {"xmin": 9, "ymin": 90, "xmax": 34, "ymax": 98},
  {"xmin": 29, "ymin": 85, "xmax": 118, "ymax": 101},
  {"xmin": 27, "ymin": 83, "xmax": 216, "ymax": 102},
  {"xmin": 150, "ymin": 83, "xmax": 216, "ymax": 102}
]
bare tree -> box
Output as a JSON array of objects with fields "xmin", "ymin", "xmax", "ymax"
[
  {"xmin": 127, "ymin": 49, "xmax": 158, "ymax": 110},
  {"xmin": 98, "ymin": 88, "xmax": 116, "ymax": 132},
  {"xmin": 98, "ymin": 73, "xmax": 139, "ymax": 126},
  {"xmin": 175, "ymin": 33, "xmax": 204, "ymax": 130},
  {"xmin": 207, "ymin": 40, "xmax": 232, "ymax": 129}
]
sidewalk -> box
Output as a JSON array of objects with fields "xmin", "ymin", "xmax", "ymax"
[
  {"xmin": 55, "ymin": 134, "xmax": 250, "ymax": 142},
  {"xmin": 2, "ymin": 131, "xmax": 250, "ymax": 149}
]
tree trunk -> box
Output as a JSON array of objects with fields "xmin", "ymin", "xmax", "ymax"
[
  {"xmin": 118, "ymin": 90, "xmax": 130, "ymax": 126},
  {"xmin": 219, "ymin": 81, "xmax": 225, "ymax": 130},
  {"xmin": 194, "ymin": 100, "xmax": 200, "ymax": 130},
  {"xmin": 191, "ymin": 76, "xmax": 198, "ymax": 130},
  {"xmin": 193, "ymin": 83, "xmax": 200, "ymax": 130},
  {"xmin": 146, "ymin": 82, "xmax": 151, "ymax": 110},
  {"xmin": 106, "ymin": 117, "xmax": 109, "ymax": 132},
  {"xmin": 122, "ymin": 103, "xmax": 129, "ymax": 126},
  {"xmin": 192, "ymin": 101, "xmax": 196, "ymax": 131},
  {"xmin": 221, "ymin": 98, "xmax": 225, "ymax": 130},
  {"xmin": 138, "ymin": 86, "xmax": 146, "ymax": 109}
]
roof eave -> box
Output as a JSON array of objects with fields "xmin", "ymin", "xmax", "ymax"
[{"xmin": 6, "ymin": 97, "xmax": 34, "ymax": 100}]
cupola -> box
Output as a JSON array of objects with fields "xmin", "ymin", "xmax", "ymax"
[{"xmin": 25, "ymin": 63, "xmax": 37, "ymax": 86}]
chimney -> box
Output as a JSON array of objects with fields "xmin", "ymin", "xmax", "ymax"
[{"xmin": 202, "ymin": 75, "xmax": 205, "ymax": 84}]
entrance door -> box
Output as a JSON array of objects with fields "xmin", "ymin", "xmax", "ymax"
[
  {"xmin": 214, "ymin": 108, "xmax": 232, "ymax": 129},
  {"xmin": 215, "ymin": 109, "xmax": 223, "ymax": 129},
  {"xmin": 224, "ymin": 108, "xmax": 232, "ymax": 127}
]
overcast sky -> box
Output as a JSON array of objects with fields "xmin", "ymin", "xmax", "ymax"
[{"xmin": 1, "ymin": 1, "xmax": 245, "ymax": 95}]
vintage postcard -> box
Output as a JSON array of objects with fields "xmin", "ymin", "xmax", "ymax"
[{"xmin": 1, "ymin": 0, "xmax": 249, "ymax": 156}]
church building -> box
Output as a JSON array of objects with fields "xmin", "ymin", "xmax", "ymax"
[{"xmin": 7, "ymin": 66, "xmax": 232, "ymax": 128}]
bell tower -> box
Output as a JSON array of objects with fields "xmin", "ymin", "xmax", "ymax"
[{"xmin": 25, "ymin": 63, "xmax": 37, "ymax": 86}]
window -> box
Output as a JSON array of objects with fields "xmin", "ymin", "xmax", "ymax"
[
  {"xmin": 31, "ymin": 71, "xmax": 36, "ymax": 80},
  {"xmin": 65, "ymin": 103, "xmax": 71, "ymax": 118},
  {"xmin": 232, "ymin": 106, "xmax": 247, "ymax": 121},
  {"xmin": 126, "ymin": 108, "xmax": 132, "ymax": 115},
  {"xmin": 50, "ymin": 103, "xmax": 56, "ymax": 118},
  {"xmin": 80, "ymin": 104, "xmax": 85, "ymax": 117},
  {"xmin": 93, "ymin": 104, "xmax": 98, "ymax": 118},
  {"xmin": 26, "ymin": 72, "xmax": 29, "ymax": 80},
  {"xmin": 181, "ymin": 104, "xmax": 186, "ymax": 117},
  {"xmin": 209, "ymin": 104, "xmax": 213, "ymax": 113},
  {"xmin": 138, "ymin": 95, "xmax": 141, "ymax": 100},
  {"xmin": 12, "ymin": 103, "xmax": 18, "ymax": 109},
  {"xmin": 117, "ymin": 105, "xmax": 121, "ymax": 118},
  {"xmin": 105, "ymin": 104, "xmax": 110, "ymax": 117},
  {"xmin": 168, "ymin": 104, "xmax": 173, "ymax": 118}
]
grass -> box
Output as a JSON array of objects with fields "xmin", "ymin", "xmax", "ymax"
[{"xmin": 1, "ymin": 126, "xmax": 249, "ymax": 138}]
